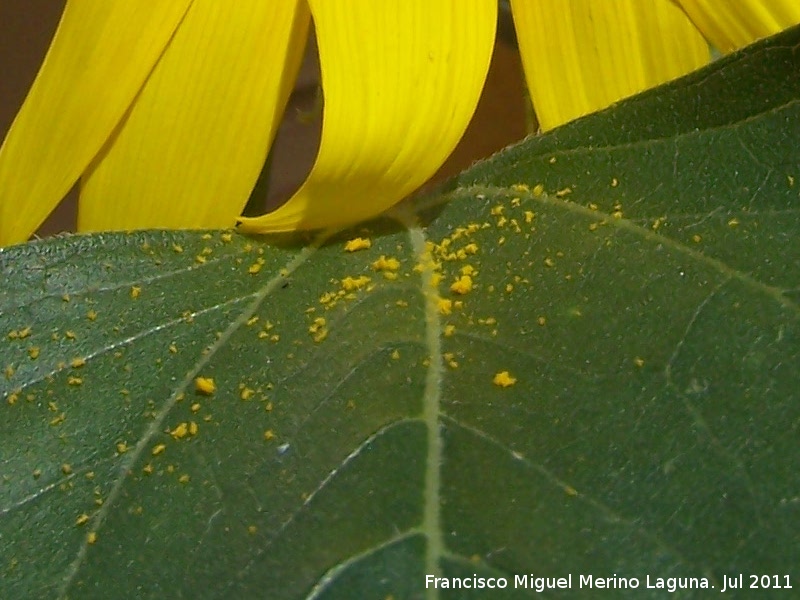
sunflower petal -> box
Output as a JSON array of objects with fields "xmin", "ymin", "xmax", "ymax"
[
  {"xmin": 78, "ymin": 0, "xmax": 310, "ymax": 232},
  {"xmin": 677, "ymin": 0, "xmax": 800, "ymax": 53},
  {"xmin": 236, "ymin": 0, "xmax": 496, "ymax": 234},
  {"xmin": 510, "ymin": 0, "xmax": 710, "ymax": 131},
  {"xmin": 0, "ymin": 1, "xmax": 192, "ymax": 246}
]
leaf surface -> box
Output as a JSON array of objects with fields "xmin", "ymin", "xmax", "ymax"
[{"xmin": 2, "ymin": 26, "xmax": 800, "ymax": 600}]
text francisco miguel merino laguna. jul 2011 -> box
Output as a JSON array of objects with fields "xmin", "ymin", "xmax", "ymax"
[{"xmin": 425, "ymin": 573, "xmax": 718, "ymax": 593}]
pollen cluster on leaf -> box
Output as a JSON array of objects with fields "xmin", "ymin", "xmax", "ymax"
[
  {"xmin": 194, "ymin": 376, "xmax": 216, "ymax": 395},
  {"xmin": 343, "ymin": 237, "xmax": 372, "ymax": 252},
  {"xmin": 493, "ymin": 371, "xmax": 517, "ymax": 387}
]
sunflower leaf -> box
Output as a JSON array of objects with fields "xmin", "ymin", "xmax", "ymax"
[{"xmin": 2, "ymin": 25, "xmax": 800, "ymax": 599}]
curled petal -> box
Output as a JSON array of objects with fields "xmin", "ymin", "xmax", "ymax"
[
  {"xmin": 0, "ymin": 0, "xmax": 192, "ymax": 246},
  {"xmin": 511, "ymin": 0, "xmax": 710, "ymax": 131},
  {"xmin": 79, "ymin": 0, "xmax": 310, "ymax": 231},
  {"xmin": 237, "ymin": 0, "xmax": 497, "ymax": 233},
  {"xmin": 677, "ymin": 0, "xmax": 800, "ymax": 53}
]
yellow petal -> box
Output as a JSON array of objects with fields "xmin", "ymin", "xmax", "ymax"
[
  {"xmin": 677, "ymin": 0, "xmax": 800, "ymax": 53},
  {"xmin": 79, "ymin": 0, "xmax": 310, "ymax": 232},
  {"xmin": 510, "ymin": 0, "xmax": 710, "ymax": 131},
  {"xmin": 237, "ymin": 0, "xmax": 496, "ymax": 234},
  {"xmin": 0, "ymin": 1, "xmax": 192, "ymax": 246}
]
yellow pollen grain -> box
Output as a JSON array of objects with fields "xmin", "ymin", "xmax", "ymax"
[
  {"xmin": 692, "ymin": 234, "xmax": 702, "ymax": 243},
  {"xmin": 62, "ymin": 293, "xmax": 70, "ymax": 302},
  {"xmin": 220, "ymin": 232, "xmax": 233, "ymax": 243},
  {"xmin": 75, "ymin": 514, "xmax": 90, "ymax": 527},
  {"xmin": 151, "ymin": 444, "xmax": 166, "ymax": 456},
  {"xmin": 86, "ymin": 309, "xmax": 98, "ymax": 321},
  {"xmin": 443, "ymin": 324, "xmax": 456, "ymax": 337},
  {"xmin": 130, "ymin": 286, "xmax": 141, "ymax": 299},
  {"xmin": 170, "ymin": 423, "xmax": 189, "ymax": 439},
  {"xmin": 633, "ymin": 357, "xmax": 645, "ymax": 367},
  {"xmin": 87, "ymin": 531, "xmax": 98, "ymax": 544},
  {"xmin": 61, "ymin": 463, "xmax": 73, "ymax": 475},
  {"xmin": 195, "ymin": 254, "xmax": 207, "ymax": 264},
  {"xmin": 463, "ymin": 243, "xmax": 479, "ymax": 255},
  {"xmin": 511, "ymin": 183, "xmax": 529, "ymax": 192},
  {"xmin": 178, "ymin": 474, "xmax": 190, "ymax": 484},
  {"xmin": 190, "ymin": 403, "xmax": 201, "ymax": 413},
  {"xmin": 308, "ymin": 317, "xmax": 326, "ymax": 333},
  {"xmin": 437, "ymin": 298, "xmax": 453, "ymax": 315},
  {"xmin": 248, "ymin": 262, "xmax": 262, "ymax": 274},
  {"xmin": 189, "ymin": 421, "xmax": 199, "ymax": 436},
  {"xmin": 67, "ymin": 376, "xmax": 83, "ymax": 386},
  {"xmin": 391, "ymin": 349, "xmax": 400, "ymax": 360},
  {"xmin": 27, "ymin": 347, "xmax": 40, "ymax": 359},
  {"xmin": 450, "ymin": 275, "xmax": 473, "ymax": 295},
  {"xmin": 168, "ymin": 343, "xmax": 178, "ymax": 354},
  {"xmin": 493, "ymin": 371, "xmax": 517, "ymax": 387},
  {"xmin": 341, "ymin": 275, "xmax": 371, "ymax": 291},
  {"xmin": 70, "ymin": 357, "xmax": 86, "ymax": 368},
  {"xmin": 371, "ymin": 255, "xmax": 400, "ymax": 272},
  {"xmin": 532, "ymin": 183, "xmax": 545, "ymax": 196},
  {"xmin": 194, "ymin": 377, "xmax": 216, "ymax": 395},
  {"xmin": 460, "ymin": 265, "xmax": 476, "ymax": 276},
  {"xmin": 240, "ymin": 387, "xmax": 255, "ymax": 401},
  {"xmin": 116, "ymin": 441, "xmax": 128, "ymax": 454},
  {"xmin": 344, "ymin": 237, "xmax": 371, "ymax": 252},
  {"xmin": 490, "ymin": 205, "xmax": 504, "ymax": 216},
  {"xmin": 537, "ymin": 316, "xmax": 546, "ymax": 326},
  {"xmin": 544, "ymin": 258, "xmax": 555, "ymax": 268},
  {"xmin": 264, "ymin": 430, "xmax": 275, "ymax": 441},
  {"xmin": 728, "ymin": 218, "xmax": 740, "ymax": 227},
  {"xmin": 611, "ymin": 177, "xmax": 619, "ymax": 187}
]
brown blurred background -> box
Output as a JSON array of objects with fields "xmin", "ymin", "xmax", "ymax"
[{"xmin": 0, "ymin": 1, "xmax": 528, "ymax": 238}]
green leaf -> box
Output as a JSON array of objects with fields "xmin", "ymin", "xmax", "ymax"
[{"xmin": 3, "ymin": 26, "xmax": 800, "ymax": 599}]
